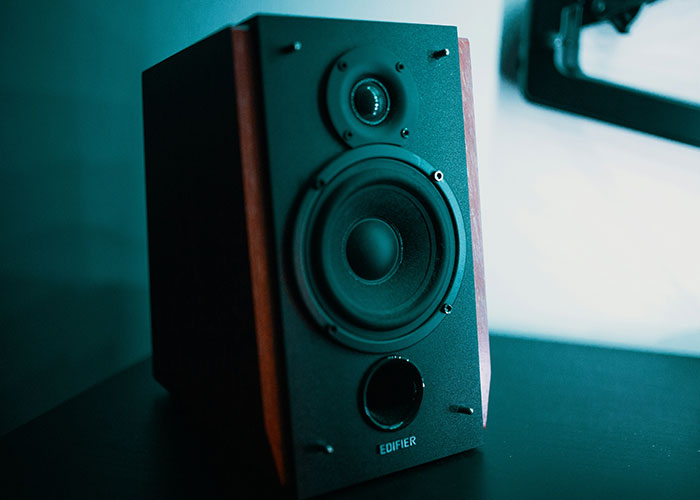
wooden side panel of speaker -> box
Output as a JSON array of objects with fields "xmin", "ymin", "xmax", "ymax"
[
  {"xmin": 232, "ymin": 28, "xmax": 289, "ymax": 484},
  {"xmin": 459, "ymin": 37, "xmax": 491, "ymax": 427}
]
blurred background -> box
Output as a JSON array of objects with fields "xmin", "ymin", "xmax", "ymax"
[{"xmin": 1, "ymin": 0, "xmax": 698, "ymax": 436}]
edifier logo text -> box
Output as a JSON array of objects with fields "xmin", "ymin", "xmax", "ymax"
[{"xmin": 378, "ymin": 436, "xmax": 416, "ymax": 455}]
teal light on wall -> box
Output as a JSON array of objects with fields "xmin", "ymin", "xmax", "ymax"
[
  {"xmin": 0, "ymin": 1, "xmax": 152, "ymax": 435},
  {"xmin": 0, "ymin": 0, "xmax": 261, "ymax": 435}
]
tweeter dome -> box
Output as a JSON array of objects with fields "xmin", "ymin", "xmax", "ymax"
[{"xmin": 142, "ymin": 14, "xmax": 490, "ymax": 499}]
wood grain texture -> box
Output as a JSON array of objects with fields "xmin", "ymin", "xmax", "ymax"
[
  {"xmin": 233, "ymin": 27, "xmax": 288, "ymax": 485},
  {"xmin": 459, "ymin": 37, "xmax": 490, "ymax": 428}
]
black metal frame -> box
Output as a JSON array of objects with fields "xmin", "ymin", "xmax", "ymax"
[{"xmin": 520, "ymin": 0, "xmax": 700, "ymax": 147}]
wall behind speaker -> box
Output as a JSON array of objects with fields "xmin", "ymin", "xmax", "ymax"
[{"xmin": 143, "ymin": 14, "xmax": 489, "ymax": 499}]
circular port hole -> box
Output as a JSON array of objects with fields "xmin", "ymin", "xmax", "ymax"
[{"xmin": 361, "ymin": 356, "xmax": 424, "ymax": 431}]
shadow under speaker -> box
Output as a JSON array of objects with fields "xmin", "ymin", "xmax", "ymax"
[{"xmin": 142, "ymin": 14, "xmax": 490, "ymax": 499}]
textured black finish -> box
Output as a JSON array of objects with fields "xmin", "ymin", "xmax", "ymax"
[
  {"xmin": 2, "ymin": 335, "xmax": 699, "ymax": 499},
  {"xmin": 250, "ymin": 16, "xmax": 480, "ymax": 498}
]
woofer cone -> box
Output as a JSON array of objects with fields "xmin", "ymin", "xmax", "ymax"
[{"xmin": 293, "ymin": 145, "xmax": 466, "ymax": 353}]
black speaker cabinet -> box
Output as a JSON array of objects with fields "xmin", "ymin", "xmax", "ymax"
[{"xmin": 142, "ymin": 14, "xmax": 490, "ymax": 499}]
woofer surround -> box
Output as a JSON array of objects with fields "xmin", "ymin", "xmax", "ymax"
[{"xmin": 293, "ymin": 145, "xmax": 467, "ymax": 352}]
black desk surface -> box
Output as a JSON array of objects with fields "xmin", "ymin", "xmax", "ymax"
[{"xmin": 2, "ymin": 335, "xmax": 699, "ymax": 499}]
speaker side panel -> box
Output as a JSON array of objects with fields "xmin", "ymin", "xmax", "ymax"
[
  {"xmin": 251, "ymin": 16, "xmax": 483, "ymax": 498},
  {"xmin": 232, "ymin": 27, "xmax": 291, "ymax": 486},
  {"xmin": 459, "ymin": 37, "xmax": 491, "ymax": 427},
  {"xmin": 142, "ymin": 27, "xmax": 267, "ymax": 448}
]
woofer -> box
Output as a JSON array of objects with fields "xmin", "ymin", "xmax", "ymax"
[{"xmin": 294, "ymin": 145, "xmax": 466, "ymax": 352}]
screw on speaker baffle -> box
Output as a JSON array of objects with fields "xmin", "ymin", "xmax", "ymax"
[
  {"xmin": 450, "ymin": 405, "xmax": 474, "ymax": 415},
  {"xmin": 283, "ymin": 41, "xmax": 302, "ymax": 53},
  {"xmin": 441, "ymin": 303, "xmax": 452, "ymax": 314},
  {"xmin": 395, "ymin": 61, "xmax": 405, "ymax": 72},
  {"xmin": 400, "ymin": 128, "xmax": 410, "ymax": 139},
  {"xmin": 433, "ymin": 48, "xmax": 450, "ymax": 59},
  {"xmin": 432, "ymin": 170, "xmax": 444, "ymax": 182},
  {"xmin": 337, "ymin": 60, "xmax": 348, "ymax": 71},
  {"xmin": 314, "ymin": 177, "xmax": 327, "ymax": 189},
  {"xmin": 309, "ymin": 441, "xmax": 335, "ymax": 454}
]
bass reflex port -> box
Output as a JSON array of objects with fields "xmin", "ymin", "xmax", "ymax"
[{"xmin": 361, "ymin": 356, "xmax": 424, "ymax": 431}]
